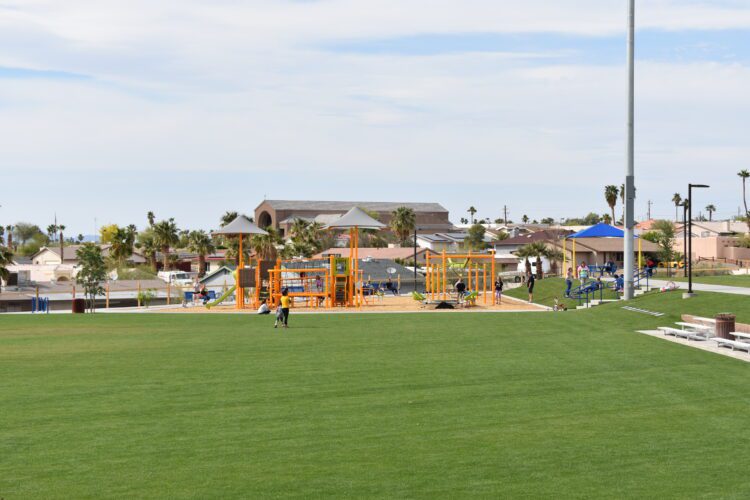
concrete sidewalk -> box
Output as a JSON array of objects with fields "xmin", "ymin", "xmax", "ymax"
[{"xmin": 649, "ymin": 279, "xmax": 750, "ymax": 296}]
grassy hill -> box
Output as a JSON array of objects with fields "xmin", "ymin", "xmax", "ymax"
[{"xmin": 1, "ymin": 292, "xmax": 749, "ymax": 498}]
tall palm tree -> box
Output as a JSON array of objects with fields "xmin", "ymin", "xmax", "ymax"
[
  {"xmin": 390, "ymin": 206, "xmax": 416, "ymax": 244},
  {"xmin": 739, "ymin": 170, "xmax": 750, "ymax": 230},
  {"xmin": 467, "ymin": 206, "xmax": 477, "ymax": 224},
  {"xmin": 5, "ymin": 225, "xmax": 14, "ymax": 250},
  {"xmin": 516, "ymin": 242, "xmax": 550, "ymax": 278},
  {"xmin": 705, "ymin": 204, "xmax": 716, "ymax": 222},
  {"xmin": 672, "ymin": 193, "xmax": 683, "ymax": 222},
  {"xmin": 152, "ymin": 219, "xmax": 180, "ymax": 270},
  {"xmin": 147, "ymin": 211, "xmax": 155, "ymax": 227},
  {"xmin": 57, "ymin": 224, "xmax": 66, "ymax": 264},
  {"xmin": 188, "ymin": 230, "xmax": 215, "ymax": 277},
  {"xmin": 605, "ymin": 185, "xmax": 619, "ymax": 223}
]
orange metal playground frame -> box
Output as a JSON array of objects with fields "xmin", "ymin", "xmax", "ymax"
[{"xmin": 424, "ymin": 250, "xmax": 497, "ymax": 304}]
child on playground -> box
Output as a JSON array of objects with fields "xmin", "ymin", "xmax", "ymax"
[
  {"xmin": 564, "ymin": 267, "xmax": 573, "ymax": 298},
  {"xmin": 494, "ymin": 276, "xmax": 504, "ymax": 304},
  {"xmin": 276, "ymin": 288, "xmax": 291, "ymax": 328}
]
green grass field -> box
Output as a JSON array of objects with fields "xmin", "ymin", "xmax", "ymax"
[
  {"xmin": 651, "ymin": 274, "xmax": 750, "ymax": 288},
  {"xmin": 2, "ymin": 293, "xmax": 750, "ymax": 498},
  {"xmin": 506, "ymin": 277, "xmax": 620, "ymax": 309}
]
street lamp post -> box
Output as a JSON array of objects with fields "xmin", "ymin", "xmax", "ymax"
[
  {"xmin": 682, "ymin": 202, "xmax": 688, "ymax": 278},
  {"xmin": 413, "ymin": 228, "xmax": 418, "ymax": 292},
  {"xmin": 687, "ymin": 184, "xmax": 709, "ymax": 296},
  {"xmin": 623, "ymin": 0, "xmax": 636, "ymax": 300}
]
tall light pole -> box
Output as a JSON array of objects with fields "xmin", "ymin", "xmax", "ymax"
[
  {"xmin": 687, "ymin": 184, "xmax": 709, "ymax": 296},
  {"xmin": 623, "ymin": 0, "xmax": 636, "ymax": 300}
]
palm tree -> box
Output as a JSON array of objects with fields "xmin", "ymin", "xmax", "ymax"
[
  {"xmin": 390, "ymin": 207, "xmax": 416, "ymax": 244},
  {"xmin": 147, "ymin": 211, "xmax": 155, "ymax": 227},
  {"xmin": 0, "ymin": 244, "xmax": 13, "ymax": 287},
  {"xmin": 46, "ymin": 224, "xmax": 58, "ymax": 243},
  {"xmin": 136, "ymin": 229, "xmax": 159, "ymax": 272},
  {"xmin": 467, "ymin": 206, "xmax": 477, "ymax": 224},
  {"xmin": 705, "ymin": 204, "xmax": 716, "ymax": 221},
  {"xmin": 672, "ymin": 193, "xmax": 683, "ymax": 222},
  {"xmin": 188, "ymin": 230, "xmax": 215, "ymax": 277},
  {"xmin": 251, "ymin": 227, "xmax": 282, "ymax": 261},
  {"xmin": 603, "ymin": 213, "xmax": 612, "ymax": 225},
  {"xmin": 460, "ymin": 217, "xmax": 468, "ymax": 225},
  {"xmin": 739, "ymin": 170, "xmax": 750, "ymax": 230},
  {"xmin": 516, "ymin": 241, "xmax": 551, "ymax": 279},
  {"xmin": 604, "ymin": 185, "xmax": 619, "ymax": 224},
  {"xmin": 152, "ymin": 219, "xmax": 180, "ymax": 270},
  {"xmin": 109, "ymin": 226, "xmax": 136, "ymax": 268},
  {"xmin": 57, "ymin": 224, "xmax": 66, "ymax": 264},
  {"xmin": 220, "ymin": 211, "xmax": 239, "ymax": 227},
  {"xmin": 522, "ymin": 215, "xmax": 529, "ymax": 224},
  {"xmin": 5, "ymin": 225, "xmax": 14, "ymax": 250}
]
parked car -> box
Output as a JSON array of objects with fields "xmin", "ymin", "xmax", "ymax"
[{"xmin": 157, "ymin": 271, "xmax": 195, "ymax": 286}]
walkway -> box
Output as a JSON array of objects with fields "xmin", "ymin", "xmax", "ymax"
[{"xmin": 649, "ymin": 279, "xmax": 750, "ymax": 297}]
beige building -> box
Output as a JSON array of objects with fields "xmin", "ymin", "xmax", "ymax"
[{"xmin": 254, "ymin": 200, "xmax": 454, "ymax": 238}]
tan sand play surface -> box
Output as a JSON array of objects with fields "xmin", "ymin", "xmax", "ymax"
[{"xmin": 164, "ymin": 294, "xmax": 544, "ymax": 314}]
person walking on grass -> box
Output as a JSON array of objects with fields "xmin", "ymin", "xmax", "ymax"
[
  {"xmin": 526, "ymin": 272, "xmax": 535, "ymax": 303},
  {"xmin": 564, "ymin": 267, "xmax": 573, "ymax": 298},
  {"xmin": 494, "ymin": 276, "xmax": 504, "ymax": 305},
  {"xmin": 577, "ymin": 261, "xmax": 590, "ymax": 286},
  {"xmin": 278, "ymin": 288, "xmax": 291, "ymax": 328}
]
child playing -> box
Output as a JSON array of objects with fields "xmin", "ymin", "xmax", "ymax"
[{"xmin": 274, "ymin": 304, "xmax": 284, "ymax": 328}]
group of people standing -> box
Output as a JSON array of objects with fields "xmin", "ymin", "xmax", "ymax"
[{"xmin": 454, "ymin": 276, "xmax": 506, "ymax": 305}]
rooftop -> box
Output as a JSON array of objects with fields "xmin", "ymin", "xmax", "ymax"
[{"xmin": 258, "ymin": 200, "xmax": 448, "ymax": 213}]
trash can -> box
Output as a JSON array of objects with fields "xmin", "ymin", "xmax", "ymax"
[
  {"xmin": 72, "ymin": 298, "xmax": 86, "ymax": 314},
  {"xmin": 715, "ymin": 313, "xmax": 736, "ymax": 340}
]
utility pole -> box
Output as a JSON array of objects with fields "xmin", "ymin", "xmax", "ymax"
[
  {"xmin": 647, "ymin": 200, "xmax": 652, "ymax": 220},
  {"xmin": 623, "ymin": 0, "xmax": 636, "ymax": 301},
  {"xmin": 503, "ymin": 205, "xmax": 508, "ymax": 224}
]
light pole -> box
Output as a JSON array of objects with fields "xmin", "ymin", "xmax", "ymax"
[
  {"xmin": 687, "ymin": 184, "xmax": 709, "ymax": 296},
  {"xmin": 413, "ymin": 227, "xmax": 418, "ymax": 292},
  {"xmin": 623, "ymin": 0, "xmax": 636, "ymax": 300},
  {"xmin": 682, "ymin": 201, "xmax": 688, "ymax": 278}
]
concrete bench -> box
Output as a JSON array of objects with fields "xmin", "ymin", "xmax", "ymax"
[{"xmin": 711, "ymin": 337, "xmax": 750, "ymax": 353}]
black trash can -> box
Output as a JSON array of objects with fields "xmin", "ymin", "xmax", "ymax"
[
  {"xmin": 715, "ymin": 313, "xmax": 736, "ymax": 340},
  {"xmin": 72, "ymin": 298, "xmax": 86, "ymax": 314}
]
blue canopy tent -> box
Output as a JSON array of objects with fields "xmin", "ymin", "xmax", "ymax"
[{"xmin": 563, "ymin": 223, "xmax": 642, "ymax": 276}]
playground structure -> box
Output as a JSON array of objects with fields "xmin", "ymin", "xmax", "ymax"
[{"xmin": 424, "ymin": 250, "xmax": 497, "ymax": 304}]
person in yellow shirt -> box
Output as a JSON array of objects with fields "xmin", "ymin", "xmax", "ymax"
[{"xmin": 278, "ymin": 288, "xmax": 291, "ymax": 328}]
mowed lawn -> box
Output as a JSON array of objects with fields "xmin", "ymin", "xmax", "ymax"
[{"xmin": 2, "ymin": 293, "xmax": 750, "ymax": 498}]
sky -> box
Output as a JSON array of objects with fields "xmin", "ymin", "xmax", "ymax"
[{"xmin": 1, "ymin": 0, "xmax": 749, "ymax": 236}]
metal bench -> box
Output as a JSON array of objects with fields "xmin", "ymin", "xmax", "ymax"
[
  {"xmin": 711, "ymin": 337, "xmax": 750, "ymax": 353},
  {"xmin": 658, "ymin": 327, "xmax": 706, "ymax": 341}
]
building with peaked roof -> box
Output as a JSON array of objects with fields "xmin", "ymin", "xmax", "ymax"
[
  {"xmin": 254, "ymin": 199, "xmax": 454, "ymax": 237},
  {"xmin": 31, "ymin": 245, "xmax": 146, "ymax": 266}
]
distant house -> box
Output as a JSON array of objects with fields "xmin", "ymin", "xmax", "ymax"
[
  {"xmin": 313, "ymin": 246, "xmax": 435, "ymax": 264},
  {"xmin": 491, "ymin": 229, "xmax": 573, "ymax": 255},
  {"xmin": 199, "ymin": 266, "xmax": 236, "ymax": 289},
  {"xmin": 416, "ymin": 232, "xmax": 493, "ymax": 253},
  {"xmin": 31, "ymin": 245, "xmax": 146, "ymax": 266}
]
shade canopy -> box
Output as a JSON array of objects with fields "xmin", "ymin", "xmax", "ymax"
[
  {"xmin": 568, "ymin": 223, "xmax": 636, "ymax": 239},
  {"xmin": 212, "ymin": 215, "xmax": 268, "ymax": 236},
  {"xmin": 324, "ymin": 207, "xmax": 386, "ymax": 230}
]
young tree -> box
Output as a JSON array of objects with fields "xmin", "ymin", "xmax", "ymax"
[
  {"xmin": 76, "ymin": 243, "xmax": 106, "ymax": 312},
  {"xmin": 76, "ymin": 234, "xmax": 84, "ymax": 243},
  {"xmin": 672, "ymin": 193, "xmax": 683, "ymax": 222},
  {"xmin": 650, "ymin": 220, "xmax": 676, "ymax": 277},
  {"xmin": 390, "ymin": 206, "xmax": 416, "ymax": 245},
  {"xmin": 467, "ymin": 206, "xmax": 477, "ymax": 224},
  {"xmin": 522, "ymin": 215, "xmax": 529, "ymax": 224},
  {"xmin": 153, "ymin": 219, "xmax": 180, "ymax": 270},
  {"xmin": 705, "ymin": 204, "xmax": 716, "ymax": 221},
  {"xmin": 464, "ymin": 223, "xmax": 487, "ymax": 251},
  {"xmin": 604, "ymin": 185, "xmax": 619, "ymax": 223},
  {"xmin": 13, "ymin": 223, "xmax": 44, "ymax": 248},
  {"xmin": 188, "ymin": 230, "xmax": 215, "ymax": 277},
  {"xmin": 739, "ymin": 170, "xmax": 750, "ymax": 231}
]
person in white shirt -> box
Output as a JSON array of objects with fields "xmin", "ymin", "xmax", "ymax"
[{"xmin": 257, "ymin": 299, "xmax": 270, "ymax": 315}]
